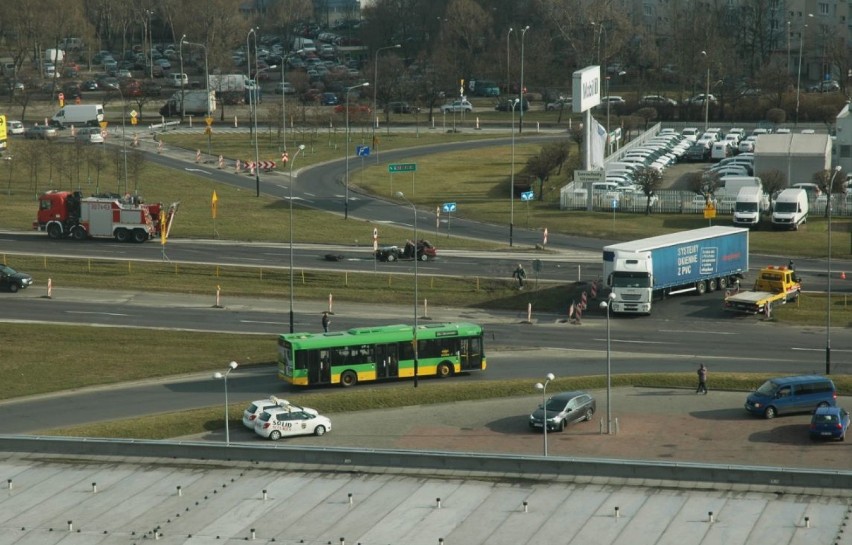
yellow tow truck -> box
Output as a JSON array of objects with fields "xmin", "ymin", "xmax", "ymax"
[{"xmin": 723, "ymin": 266, "xmax": 801, "ymax": 315}]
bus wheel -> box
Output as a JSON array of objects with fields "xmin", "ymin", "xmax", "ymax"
[
  {"xmin": 340, "ymin": 370, "xmax": 357, "ymax": 387},
  {"xmin": 436, "ymin": 362, "xmax": 452, "ymax": 378}
]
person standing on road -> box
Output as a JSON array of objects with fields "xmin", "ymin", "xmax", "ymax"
[
  {"xmin": 512, "ymin": 264, "xmax": 527, "ymax": 290},
  {"xmin": 696, "ymin": 364, "xmax": 708, "ymax": 394},
  {"xmin": 321, "ymin": 312, "xmax": 331, "ymax": 333}
]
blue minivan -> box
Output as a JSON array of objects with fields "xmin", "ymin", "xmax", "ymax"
[{"xmin": 745, "ymin": 375, "xmax": 837, "ymax": 419}]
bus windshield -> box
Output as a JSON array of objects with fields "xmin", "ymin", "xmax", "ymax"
[
  {"xmin": 611, "ymin": 272, "xmax": 651, "ymax": 288},
  {"xmin": 277, "ymin": 322, "xmax": 486, "ymax": 387}
]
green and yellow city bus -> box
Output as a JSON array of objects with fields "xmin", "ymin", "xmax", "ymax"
[{"xmin": 278, "ymin": 322, "xmax": 486, "ymax": 387}]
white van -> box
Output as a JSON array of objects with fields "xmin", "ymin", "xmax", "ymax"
[
  {"xmin": 168, "ymin": 73, "xmax": 189, "ymax": 88},
  {"xmin": 718, "ymin": 176, "xmax": 761, "ymax": 211},
  {"xmin": 772, "ymin": 188, "xmax": 808, "ymax": 230},
  {"xmin": 733, "ymin": 186, "xmax": 769, "ymax": 228},
  {"xmin": 711, "ymin": 141, "xmax": 731, "ymax": 161},
  {"xmin": 51, "ymin": 104, "xmax": 104, "ymax": 127}
]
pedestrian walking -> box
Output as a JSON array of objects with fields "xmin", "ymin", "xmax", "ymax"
[
  {"xmin": 696, "ymin": 364, "xmax": 708, "ymax": 394},
  {"xmin": 321, "ymin": 311, "xmax": 330, "ymax": 333},
  {"xmin": 512, "ymin": 263, "xmax": 527, "ymax": 290}
]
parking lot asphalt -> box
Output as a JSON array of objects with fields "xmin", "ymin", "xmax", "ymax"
[{"xmin": 212, "ymin": 387, "xmax": 852, "ymax": 472}]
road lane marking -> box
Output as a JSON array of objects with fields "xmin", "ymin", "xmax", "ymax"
[
  {"xmin": 241, "ymin": 320, "xmax": 288, "ymax": 325},
  {"xmin": 659, "ymin": 329, "xmax": 736, "ymax": 335},
  {"xmin": 66, "ymin": 311, "xmax": 129, "ymax": 317}
]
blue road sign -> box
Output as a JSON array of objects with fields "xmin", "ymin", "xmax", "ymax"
[
  {"xmin": 356, "ymin": 145, "xmax": 370, "ymax": 157},
  {"xmin": 520, "ymin": 191, "xmax": 534, "ymax": 201},
  {"xmin": 442, "ymin": 202, "xmax": 457, "ymax": 213}
]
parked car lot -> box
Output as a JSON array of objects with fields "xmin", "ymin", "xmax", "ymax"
[{"xmin": 222, "ymin": 388, "xmax": 851, "ymax": 471}]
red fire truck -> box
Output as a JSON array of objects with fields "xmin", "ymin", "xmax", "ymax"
[{"xmin": 34, "ymin": 191, "xmax": 178, "ymax": 242}]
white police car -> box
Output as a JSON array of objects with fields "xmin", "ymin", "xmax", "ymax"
[
  {"xmin": 254, "ymin": 405, "xmax": 331, "ymax": 441},
  {"xmin": 242, "ymin": 396, "xmax": 294, "ymax": 430}
]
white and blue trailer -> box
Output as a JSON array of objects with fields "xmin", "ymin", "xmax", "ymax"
[{"xmin": 602, "ymin": 226, "xmax": 749, "ymax": 314}]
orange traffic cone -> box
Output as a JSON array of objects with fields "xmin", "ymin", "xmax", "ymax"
[{"xmin": 841, "ymin": 271, "xmax": 846, "ymax": 280}]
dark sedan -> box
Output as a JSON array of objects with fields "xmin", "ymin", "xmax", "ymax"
[
  {"xmin": 529, "ymin": 391, "xmax": 596, "ymax": 432},
  {"xmin": 685, "ymin": 143, "xmax": 710, "ymax": 162},
  {"xmin": 0, "ymin": 264, "xmax": 34, "ymax": 292},
  {"xmin": 375, "ymin": 240, "xmax": 437, "ymax": 262},
  {"xmin": 494, "ymin": 98, "xmax": 529, "ymax": 112}
]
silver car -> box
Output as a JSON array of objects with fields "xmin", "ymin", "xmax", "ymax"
[{"xmin": 529, "ymin": 391, "xmax": 596, "ymax": 432}]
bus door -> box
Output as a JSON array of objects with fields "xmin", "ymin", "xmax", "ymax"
[
  {"xmin": 306, "ymin": 349, "xmax": 332, "ymax": 384},
  {"xmin": 375, "ymin": 343, "xmax": 399, "ymax": 379},
  {"xmin": 459, "ymin": 337, "xmax": 483, "ymax": 370}
]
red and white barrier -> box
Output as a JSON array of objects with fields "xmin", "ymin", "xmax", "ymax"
[
  {"xmin": 195, "ymin": 149, "xmax": 201, "ymax": 163},
  {"xmin": 157, "ymin": 140, "xmax": 163, "ymax": 154},
  {"xmin": 328, "ymin": 293, "xmax": 333, "ymax": 314},
  {"xmin": 46, "ymin": 278, "xmax": 53, "ymax": 299},
  {"xmin": 235, "ymin": 159, "xmax": 241, "ymax": 173},
  {"xmin": 218, "ymin": 155, "xmax": 224, "ymax": 169}
]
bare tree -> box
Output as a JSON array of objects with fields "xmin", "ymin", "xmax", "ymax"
[
  {"xmin": 632, "ymin": 166, "xmax": 663, "ymax": 215},
  {"xmin": 811, "ymin": 168, "xmax": 845, "ymax": 217}
]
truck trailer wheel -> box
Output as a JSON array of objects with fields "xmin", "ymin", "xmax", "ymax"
[
  {"xmin": 718, "ymin": 277, "xmax": 729, "ymax": 290},
  {"xmin": 71, "ymin": 226, "xmax": 87, "ymax": 241},
  {"xmin": 707, "ymin": 279, "xmax": 717, "ymax": 292},
  {"xmin": 47, "ymin": 223, "xmax": 63, "ymax": 239},
  {"xmin": 114, "ymin": 228, "xmax": 130, "ymax": 243},
  {"xmin": 695, "ymin": 281, "xmax": 707, "ymax": 295},
  {"xmin": 132, "ymin": 229, "xmax": 148, "ymax": 243}
]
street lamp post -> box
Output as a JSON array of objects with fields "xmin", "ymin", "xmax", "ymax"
[
  {"xmin": 700, "ymin": 50, "xmax": 710, "ymax": 131},
  {"xmin": 213, "ymin": 361, "xmax": 239, "ymax": 445},
  {"xmin": 246, "ymin": 28, "xmax": 260, "ymax": 196},
  {"xmin": 372, "ymin": 43, "xmax": 401, "ymax": 156},
  {"xmin": 506, "ymin": 27, "xmax": 513, "ymax": 102},
  {"xmin": 796, "ymin": 15, "xmax": 812, "ymax": 127},
  {"xmin": 145, "ymin": 10, "xmax": 154, "ymax": 80},
  {"xmin": 344, "ymin": 82, "xmax": 369, "ymax": 219},
  {"xmin": 826, "ymin": 165, "xmax": 842, "ymax": 375},
  {"xmin": 181, "ymin": 40, "xmax": 208, "ymax": 107},
  {"xmin": 509, "ymin": 98, "xmax": 519, "ymax": 246},
  {"xmin": 288, "ymin": 144, "xmax": 306, "ymax": 334},
  {"xmin": 599, "ymin": 293, "xmax": 616, "ymax": 434},
  {"xmin": 280, "ymin": 61, "xmax": 287, "ymax": 151},
  {"xmin": 396, "ymin": 191, "xmax": 419, "ymax": 388},
  {"xmin": 518, "ymin": 26, "xmax": 529, "ymax": 134},
  {"xmin": 178, "ymin": 34, "xmax": 186, "ymax": 119},
  {"xmin": 534, "ymin": 373, "xmax": 555, "ymax": 456}
]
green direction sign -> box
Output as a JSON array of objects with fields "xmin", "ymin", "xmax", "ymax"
[{"xmin": 388, "ymin": 163, "xmax": 417, "ymax": 173}]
